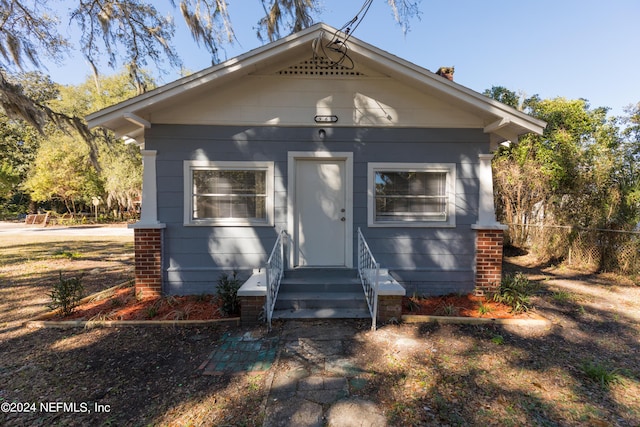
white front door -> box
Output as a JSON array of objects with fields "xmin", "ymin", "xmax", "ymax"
[{"xmin": 294, "ymin": 159, "xmax": 347, "ymax": 267}]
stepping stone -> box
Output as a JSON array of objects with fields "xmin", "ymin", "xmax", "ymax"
[
  {"xmin": 326, "ymin": 398, "xmax": 387, "ymax": 427},
  {"xmin": 263, "ymin": 397, "xmax": 322, "ymax": 427}
]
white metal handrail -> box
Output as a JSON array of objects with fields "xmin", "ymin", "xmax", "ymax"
[
  {"xmin": 357, "ymin": 227, "xmax": 380, "ymax": 331},
  {"xmin": 265, "ymin": 230, "xmax": 286, "ymax": 329}
]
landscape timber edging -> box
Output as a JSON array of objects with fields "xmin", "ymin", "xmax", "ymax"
[
  {"xmin": 23, "ymin": 318, "xmax": 241, "ymax": 329},
  {"xmin": 401, "ymin": 314, "xmax": 552, "ymax": 327}
]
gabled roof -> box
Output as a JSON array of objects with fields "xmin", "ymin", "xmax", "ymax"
[{"xmin": 86, "ymin": 22, "xmax": 545, "ymax": 145}]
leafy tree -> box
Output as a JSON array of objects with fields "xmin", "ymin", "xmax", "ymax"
[
  {"xmin": 100, "ymin": 143, "xmax": 142, "ymax": 215},
  {"xmin": 491, "ymin": 93, "xmax": 640, "ymax": 249},
  {"xmin": 0, "ymin": 117, "xmax": 39, "ymax": 192},
  {"xmin": 0, "ymin": 71, "xmax": 55, "ymax": 216},
  {"xmin": 483, "ymin": 86, "xmax": 521, "ymax": 110},
  {"xmin": 614, "ymin": 102, "xmax": 640, "ymax": 222},
  {"xmin": 493, "ymin": 151, "xmax": 549, "ymax": 246},
  {"xmin": 621, "ymin": 102, "xmax": 640, "ymax": 145},
  {"xmin": 23, "ymin": 133, "xmax": 103, "ymax": 213},
  {"xmin": 0, "ymin": 161, "xmax": 20, "ymax": 197},
  {"xmin": 0, "ymin": 1, "xmax": 88, "ymax": 139},
  {"xmin": 45, "ymin": 72, "xmax": 147, "ymax": 215},
  {"xmin": 0, "ymin": 70, "xmax": 145, "ymax": 217}
]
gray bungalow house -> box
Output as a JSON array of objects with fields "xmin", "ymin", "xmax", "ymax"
[{"xmin": 87, "ymin": 23, "xmax": 544, "ymax": 324}]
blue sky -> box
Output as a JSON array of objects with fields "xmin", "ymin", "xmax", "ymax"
[{"xmin": 45, "ymin": 0, "xmax": 639, "ymax": 117}]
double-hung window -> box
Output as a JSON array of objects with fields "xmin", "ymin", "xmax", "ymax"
[
  {"xmin": 184, "ymin": 161, "xmax": 274, "ymax": 226},
  {"xmin": 368, "ymin": 162, "xmax": 456, "ymax": 227}
]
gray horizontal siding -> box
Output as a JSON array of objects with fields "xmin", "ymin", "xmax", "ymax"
[
  {"xmin": 147, "ymin": 125, "xmax": 488, "ymax": 294},
  {"xmin": 359, "ymin": 228, "xmax": 476, "ymax": 271},
  {"xmin": 165, "ymin": 268, "xmax": 253, "ymax": 296},
  {"xmin": 391, "ymin": 270, "xmax": 476, "ymax": 296}
]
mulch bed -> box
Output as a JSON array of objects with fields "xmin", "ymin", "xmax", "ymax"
[
  {"xmin": 54, "ymin": 286, "xmax": 230, "ymax": 321},
  {"xmin": 59, "ymin": 288, "xmax": 528, "ymax": 321},
  {"xmin": 402, "ymin": 293, "xmax": 529, "ymax": 318}
]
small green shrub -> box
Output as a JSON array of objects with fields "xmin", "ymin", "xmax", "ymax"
[
  {"xmin": 491, "ymin": 334, "xmax": 504, "ymax": 345},
  {"xmin": 48, "ymin": 272, "xmax": 84, "ymax": 316},
  {"xmin": 145, "ymin": 306, "xmax": 158, "ymax": 319},
  {"xmin": 438, "ymin": 303, "xmax": 459, "ymax": 316},
  {"xmin": 552, "ymin": 290, "xmax": 573, "ymax": 303},
  {"xmin": 581, "ymin": 360, "xmax": 620, "ymax": 388},
  {"xmin": 477, "ymin": 302, "xmax": 494, "ymax": 315},
  {"xmin": 493, "ymin": 272, "xmax": 534, "ymax": 313},
  {"xmin": 145, "ymin": 300, "xmax": 162, "ymax": 319},
  {"xmin": 164, "ymin": 295, "xmax": 178, "ymax": 307},
  {"xmin": 216, "ymin": 271, "xmax": 241, "ymax": 316},
  {"xmin": 407, "ymin": 293, "xmax": 422, "ymax": 312}
]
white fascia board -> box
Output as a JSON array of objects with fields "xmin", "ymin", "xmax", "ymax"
[{"xmin": 346, "ymin": 38, "xmax": 546, "ymax": 136}]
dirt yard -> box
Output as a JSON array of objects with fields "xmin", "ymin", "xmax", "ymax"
[{"xmin": 0, "ymin": 225, "xmax": 638, "ymax": 426}]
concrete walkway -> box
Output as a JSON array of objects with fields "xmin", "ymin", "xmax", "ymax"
[
  {"xmin": 264, "ymin": 321, "xmax": 386, "ymax": 427},
  {"xmin": 199, "ymin": 320, "xmax": 387, "ymax": 426}
]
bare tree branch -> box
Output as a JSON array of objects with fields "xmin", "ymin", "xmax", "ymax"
[
  {"xmin": 257, "ymin": 0, "xmax": 317, "ymax": 42},
  {"xmin": 387, "ymin": 0, "xmax": 422, "ymax": 33},
  {"xmin": 0, "ymin": 70, "xmax": 101, "ymax": 171},
  {"xmin": 0, "ymin": 0, "xmax": 422, "ymax": 154},
  {"xmin": 70, "ymin": 1, "xmax": 180, "ymax": 94},
  {"xmin": 179, "ymin": 0, "xmax": 235, "ymax": 65},
  {"xmin": 0, "ymin": 0, "xmax": 68, "ymax": 70}
]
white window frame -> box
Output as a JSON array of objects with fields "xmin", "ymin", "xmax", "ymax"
[
  {"xmin": 184, "ymin": 160, "xmax": 274, "ymax": 226},
  {"xmin": 367, "ymin": 162, "xmax": 456, "ymax": 228}
]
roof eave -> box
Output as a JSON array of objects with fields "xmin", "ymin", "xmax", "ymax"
[
  {"xmin": 86, "ymin": 22, "xmax": 546, "ymax": 139},
  {"xmin": 342, "ymin": 34, "xmax": 546, "ymax": 136}
]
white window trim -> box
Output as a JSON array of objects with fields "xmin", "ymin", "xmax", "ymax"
[
  {"xmin": 367, "ymin": 162, "xmax": 456, "ymax": 228},
  {"xmin": 184, "ymin": 160, "xmax": 274, "ymax": 227}
]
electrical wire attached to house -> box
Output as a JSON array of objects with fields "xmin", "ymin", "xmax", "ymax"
[{"xmin": 312, "ymin": 0, "xmax": 374, "ymax": 69}]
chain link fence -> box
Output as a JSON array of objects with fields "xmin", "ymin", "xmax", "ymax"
[{"xmin": 506, "ymin": 223, "xmax": 640, "ymax": 275}]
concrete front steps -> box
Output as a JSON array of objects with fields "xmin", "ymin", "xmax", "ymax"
[
  {"xmin": 272, "ymin": 269, "xmax": 370, "ymax": 319},
  {"xmin": 237, "ymin": 267, "xmax": 406, "ymax": 324}
]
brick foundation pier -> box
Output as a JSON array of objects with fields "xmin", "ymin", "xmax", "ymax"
[
  {"xmin": 474, "ymin": 228, "xmax": 505, "ymax": 297},
  {"xmin": 133, "ymin": 227, "xmax": 164, "ymax": 298}
]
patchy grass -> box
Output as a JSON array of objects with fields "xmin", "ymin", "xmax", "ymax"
[
  {"xmin": 51, "ymin": 249, "xmax": 81, "ymax": 260},
  {"xmin": 552, "ymin": 289, "xmax": 575, "ymax": 303},
  {"xmin": 581, "ymin": 360, "xmax": 621, "ymax": 389}
]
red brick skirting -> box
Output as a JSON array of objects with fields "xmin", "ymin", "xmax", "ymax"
[
  {"xmin": 134, "ymin": 228, "xmax": 163, "ymax": 298},
  {"xmin": 240, "ymin": 296, "xmax": 265, "ymax": 326},
  {"xmin": 474, "ymin": 229, "xmax": 505, "ymax": 297},
  {"xmin": 378, "ymin": 295, "xmax": 403, "ymax": 323}
]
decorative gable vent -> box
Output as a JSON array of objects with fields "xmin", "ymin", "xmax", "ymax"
[{"xmin": 278, "ymin": 57, "xmax": 365, "ymax": 77}]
